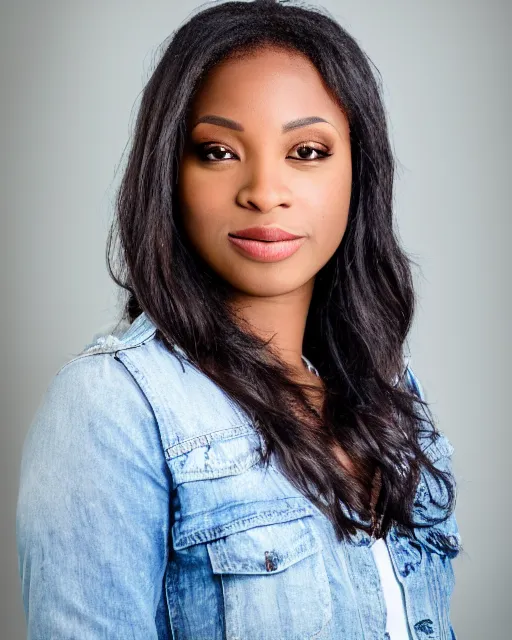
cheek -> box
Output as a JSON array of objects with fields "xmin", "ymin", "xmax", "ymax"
[
  {"xmin": 181, "ymin": 206, "xmax": 222, "ymax": 263},
  {"xmin": 178, "ymin": 163, "xmax": 227, "ymax": 247},
  {"xmin": 303, "ymin": 167, "xmax": 352, "ymax": 254}
]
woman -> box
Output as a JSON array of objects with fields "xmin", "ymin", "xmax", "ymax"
[{"xmin": 16, "ymin": 0, "xmax": 462, "ymax": 638}]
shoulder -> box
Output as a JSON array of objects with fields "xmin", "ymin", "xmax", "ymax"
[
  {"xmin": 51, "ymin": 310, "xmax": 188, "ymax": 400},
  {"xmin": 23, "ymin": 313, "xmax": 170, "ymax": 466},
  {"xmin": 19, "ymin": 316, "xmax": 178, "ymax": 507},
  {"xmin": 29, "ymin": 311, "xmax": 218, "ymax": 459},
  {"xmin": 57, "ymin": 311, "xmax": 159, "ymax": 370},
  {"xmin": 55, "ymin": 310, "xmax": 191, "ymax": 384},
  {"xmin": 45, "ymin": 312, "xmax": 156, "ymax": 414},
  {"xmin": 46, "ymin": 348, "xmax": 151, "ymax": 421}
]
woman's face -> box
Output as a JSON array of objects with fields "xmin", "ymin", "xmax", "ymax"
[{"xmin": 178, "ymin": 46, "xmax": 352, "ymax": 298}]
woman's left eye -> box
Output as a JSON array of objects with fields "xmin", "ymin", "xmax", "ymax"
[{"xmin": 289, "ymin": 144, "xmax": 332, "ymax": 161}]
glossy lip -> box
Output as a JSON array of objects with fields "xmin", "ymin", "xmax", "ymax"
[
  {"xmin": 228, "ymin": 235, "xmax": 306, "ymax": 262},
  {"xmin": 228, "ymin": 225, "xmax": 305, "ymax": 242}
]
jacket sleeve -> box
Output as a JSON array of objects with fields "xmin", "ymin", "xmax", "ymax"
[
  {"xmin": 16, "ymin": 353, "xmax": 171, "ymax": 639},
  {"xmin": 406, "ymin": 364, "xmax": 462, "ymax": 557}
]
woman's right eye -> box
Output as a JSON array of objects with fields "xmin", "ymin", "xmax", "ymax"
[{"xmin": 195, "ymin": 143, "xmax": 237, "ymax": 162}]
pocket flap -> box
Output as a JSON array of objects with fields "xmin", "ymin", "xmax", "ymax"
[
  {"xmin": 166, "ymin": 423, "xmax": 265, "ymax": 485},
  {"xmin": 172, "ymin": 495, "xmax": 316, "ymax": 551},
  {"xmin": 206, "ymin": 510, "xmax": 321, "ymax": 575}
]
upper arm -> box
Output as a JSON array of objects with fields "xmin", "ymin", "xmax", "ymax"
[{"xmin": 16, "ymin": 353, "xmax": 171, "ymax": 639}]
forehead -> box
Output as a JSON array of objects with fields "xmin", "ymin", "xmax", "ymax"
[{"xmin": 187, "ymin": 46, "xmax": 347, "ymax": 131}]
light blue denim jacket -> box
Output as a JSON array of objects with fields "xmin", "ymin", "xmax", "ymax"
[{"xmin": 16, "ymin": 311, "xmax": 461, "ymax": 639}]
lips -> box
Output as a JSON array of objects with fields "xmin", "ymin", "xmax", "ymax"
[
  {"xmin": 228, "ymin": 226, "xmax": 304, "ymax": 242},
  {"xmin": 228, "ymin": 235, "xmax": 306, "ymax": 262}
]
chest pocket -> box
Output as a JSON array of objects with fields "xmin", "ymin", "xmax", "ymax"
[{"xmin": 165, "ymin": 423, "xmax": 333, "ymax": 640}]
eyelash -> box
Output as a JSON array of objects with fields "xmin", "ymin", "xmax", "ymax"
[{"xmin": 194, "ymin": 142, "xmax": 333, "ymax": 163}]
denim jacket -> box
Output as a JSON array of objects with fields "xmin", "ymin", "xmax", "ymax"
[{"xmin": 16, "ymin": 311, "xmax": 461, "ymax": 639}]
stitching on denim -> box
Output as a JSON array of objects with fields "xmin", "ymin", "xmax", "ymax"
[
  {"xmin": 174, "ymin": 505, "xmax": 313, "ymax": 549},
  {"xmin": 209, "ymin": 520, "xmax": 319, "ymax": 573},
  {"xmin": 171, "ymin": 453, "xmax": 262, "ymax": 483},
  {"xmin": 55, "ymin": 330, "xmax": 157, "ymax": 377},
  {"xmin": 165, "ymin": 422, "xmax": 257, "ymax": 459}
]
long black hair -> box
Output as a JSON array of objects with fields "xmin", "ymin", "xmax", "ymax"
[{"xmin": 106, "ymin": 0, "xmax": 455, "ymax": 542}]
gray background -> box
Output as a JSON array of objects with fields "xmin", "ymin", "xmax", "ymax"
[{"xmin": 1, "ymin": 0, "xmax": 509, "ymax": 637}]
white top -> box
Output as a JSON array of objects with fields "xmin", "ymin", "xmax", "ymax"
[{"xmin": 371, "ymin": 538, "xmax": 410, "ymax": 639}]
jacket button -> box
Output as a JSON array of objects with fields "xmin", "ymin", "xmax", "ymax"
[{"xmin": 264, "ymin": 551, "xmax": 278, "ymax": 572}]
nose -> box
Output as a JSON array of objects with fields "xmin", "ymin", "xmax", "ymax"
[{"xmin": 236, "ymin": 160, "xmax": 293, "ymax": 213}]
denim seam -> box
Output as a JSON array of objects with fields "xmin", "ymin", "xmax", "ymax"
[
  {"xmin": 170, "ymin": 455, "xmax": 262, "ymax": 483},
  {"xmin": 165, "ymin": 423, "xmax": 259, "ymax": 459},
  {"xmin": 174, "ymin": 505, "xmax": 313, "ymax": 549},
  {"xmin": 54, "ymin": 331, "xmax": 157, "ymax": 377}
]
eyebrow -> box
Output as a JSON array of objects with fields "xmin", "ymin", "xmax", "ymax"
[{"xmin": 191, "ymin": 115, "xmax": 331, "ymax": 133}]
